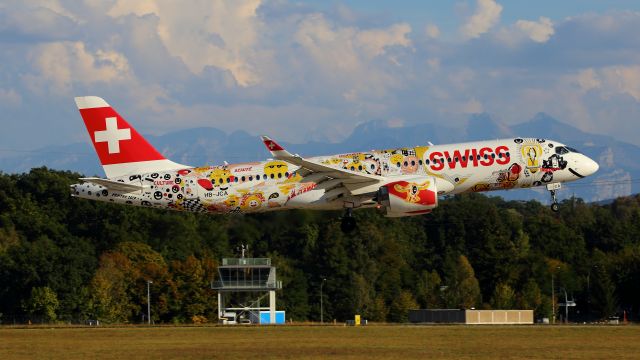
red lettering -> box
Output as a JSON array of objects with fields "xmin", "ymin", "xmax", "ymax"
[
  {"xmin": 471, "ymin": 148, "xmax": 479, "ymax": 167},
  {"xmin": 429, "ymin": 151, "xmax": 444, "ymax": 171},
  {"xmin": 429, "ymin": 146, "xmax": 506, "ymax": 170},
  {"xmin": 479, "ymin": 147, "xmax": 494, "ymax": 166},
  {"xmin": 496, "ymin": 145, "xmax": 510, "ymax": 165},
  {"xmin": 454, "ymin": 149, "xmax": 470, "ymax": 168},
  {"xmin": 443, "ymin": 151, "xmax": 456, "ymax": 169}
]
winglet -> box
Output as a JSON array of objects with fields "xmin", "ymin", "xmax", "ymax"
[{"xmin": 261, "ymin": 135, "xmax": 293, "ymax": 158}]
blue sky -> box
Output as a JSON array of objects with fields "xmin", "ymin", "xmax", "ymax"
[{"xmin": 1, "ymin": 0, "xmax": 640, "ymax": 153}]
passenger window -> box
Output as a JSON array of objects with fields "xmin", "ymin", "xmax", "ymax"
[{"xmin": 256, "ymin": 175, "xmax": 261, "ymax": 180}]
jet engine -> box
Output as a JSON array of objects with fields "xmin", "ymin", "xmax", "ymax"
[{"xmin": 376, "ymin": 177, "xmax": 438, "ymax": 217}]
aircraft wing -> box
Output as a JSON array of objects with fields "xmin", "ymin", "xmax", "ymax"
[
  {"xmin": 80, "ymin": 177, "xmax": 146, "ymax": 193},
  {"xmin": 261, "ymin": 136, "xmax": 383, "ymax": 197}
]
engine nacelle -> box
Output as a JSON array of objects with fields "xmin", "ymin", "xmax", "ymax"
[{"xmin": 377, "ymin": 177, "xmax": 438, "ymax": 217}]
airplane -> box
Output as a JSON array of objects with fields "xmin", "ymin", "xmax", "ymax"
[{"xmin": 71, "ymin": 96, "xmax": 599, "ymax": 232}]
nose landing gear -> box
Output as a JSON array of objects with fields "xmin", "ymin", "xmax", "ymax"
[{"xmin": 547, "ymin": 183, "xmax": 561, "ymax": 212}]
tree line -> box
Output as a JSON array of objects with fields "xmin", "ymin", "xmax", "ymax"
[{"xmin": 0, "ymin": 168, "xmax": 638, "ymax": 324}]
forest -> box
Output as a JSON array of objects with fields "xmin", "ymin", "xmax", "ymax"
[{"xmin": 0, "ymin": 168, "xmax": 638, "ymax": 324}]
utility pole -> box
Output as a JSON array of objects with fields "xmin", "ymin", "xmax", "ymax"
[
  {"xmin": 147, "ymin": 280, "xmax": 153, "ymax": 325},
  {"xmin": 563, "ymin": 288, "xmax": 569, "ymax": 324},
  {"xmin": 320, "ymin": 278, "xmax": 327, "ymax": 324},
  {"xmin": 551, "ymin": 272, "xmax": 555, "ymax": 324}
]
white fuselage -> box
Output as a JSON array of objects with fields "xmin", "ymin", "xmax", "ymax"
[{"xmin": 71, "ymin": 137, "xmax": 599, "ymax": 215}]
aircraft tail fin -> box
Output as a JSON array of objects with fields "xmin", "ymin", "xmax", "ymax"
[
  {"xmin": 261, "ymin": 135, "xmax": 294, "ymax": 158},
  {"xmin": 75, "ymin": 96, "xmax": 189, "ymax": 179}
]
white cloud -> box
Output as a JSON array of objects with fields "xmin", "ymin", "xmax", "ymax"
[
  {"xmin": 425, "ymin": 24, "xmax": 440, "ymax": 39},
  {"xmin": 355, "ymin": 23, "xmax": 412, "ymax": 57},
  {"xmin": 24, "ymin": 41, "xmax": 131, "ymax": 94},
  {"xmin": 461, "ymin": 0, "xmax": 502, "ymax": 39},
  {"xmin": 575, "ymin": 68, "xmax": 601, "ymax": 92},
  {"xmin": 107, "ymin": 0, "xmax": 264, "ymax": 87},
  {"xmin": 293, "ymin": 14, "xmax": 412, "ymax": 102},
  {"xmin": 107, "ymin": 0, "xmax": 159, "ymax": 17},
  {"xmin": 516, "ymin": 17, "xmax": 554, "ymax": 43},
  {"xmin": 2, "ymin": 2, "xmax": 640, "ymax": 149},
  {"xmin": 600, "ymin": 66, "xmax": 640, "ymax": 101}
]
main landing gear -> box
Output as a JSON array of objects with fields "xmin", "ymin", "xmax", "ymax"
[
  {"xmin": 547, "ymin": 183, "xmax": 561, "ymax": 212},
  {"xmin": 340, "ymin": 207, "xmax": 357, "ymax": 233}
]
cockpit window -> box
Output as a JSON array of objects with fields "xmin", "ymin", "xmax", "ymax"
[
  {"xmin": 566, "ymin": 146, "xmax": 581, "ymax": 153},
  {"xmin": 555, "ymin": 146, "xmax": 569, "ymax": 155}
]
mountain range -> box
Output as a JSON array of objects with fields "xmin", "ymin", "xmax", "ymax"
[{"xmin": 1, "ymin": 113, "xmax": 636, "ymax": 203}]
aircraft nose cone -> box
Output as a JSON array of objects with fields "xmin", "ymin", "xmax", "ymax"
[{"xmin": 583, "ymin": 156, "xmax": 599, "ymax": 176}]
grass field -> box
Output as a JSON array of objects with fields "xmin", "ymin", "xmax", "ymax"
[{"xmin": 1, "ymin": 324, "xmax": 639, "ymax": 359}]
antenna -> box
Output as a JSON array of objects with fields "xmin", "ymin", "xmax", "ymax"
[{"xmin": 235, "ymin": 244, "xmax": 248, "ymax": 258}]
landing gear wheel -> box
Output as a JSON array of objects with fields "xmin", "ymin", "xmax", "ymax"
[
  {"xmin": 340, "ymin": 208, "xmax": 357, "ymax": 233},
  {"xmin": 341, "ymin": 217, "xmax": 357, "ymax": 233},
  {"xmin": 548, "ymin": 187, "xmax": 560, "ymax": 212}
]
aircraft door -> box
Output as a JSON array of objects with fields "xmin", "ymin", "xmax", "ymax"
[{"xmin": 182, "ymin": 176, "xmax": 199, "ymax": 200}]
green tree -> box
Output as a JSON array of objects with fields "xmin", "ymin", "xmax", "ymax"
[
  {"xmin": 389, "ymin": 290, "xmax": 418, "ymax": 323},
  {"xmin": 517, "ymin": 279, "xmax": 542, "ymax": 312},
  {"xmin": 23, "ymin": 286, "xmax": 59, "ymax": 323},
  {"xmin": 89, "ymin": 252, "xmax": 138, "ymax": 323},
  {"xmin": 367, "ymin": 295, "xmax": 389, "ymax": 322},
  {"xmin": 591, "ymin": 264, "xmax": 617, "ymax": 319},
  {"xmin": 490, "ymin": 283, "xmax": 516, "ymax": 309},
  {"xmin": 443, "ymin": 255, "xmax": 481, "ymax": 309},
  {"xmin": 416, "ymin": 270, "xmax": 442, "ymax": 308}
]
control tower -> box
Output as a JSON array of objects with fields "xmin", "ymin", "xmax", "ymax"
[{"xmin": 212, "ymin": 253, "xmax": 283, "ymax": 324}]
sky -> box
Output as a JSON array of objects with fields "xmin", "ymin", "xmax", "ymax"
[{"xmin": 1, "ymin": 0, "xmax": 640, "ymax": 153}]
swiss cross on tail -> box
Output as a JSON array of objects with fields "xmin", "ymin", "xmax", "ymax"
[
  {"xmin": 261, "ymin": 135, "xmax": 289, "ymax": 157},
  {"xmin": 75, "ymin": 97, "xmax": 165, "ymax": 165},
  {"xmin": 75, "ymin": 96, "xmax": 189, "ymax": 179},
  {"xmin": 262, "ymin": 136, "xmax": 284, "ymax": 152},
  {"xmin": 94, "ymin": 117, "xmax": 131, "ymax": 154}
]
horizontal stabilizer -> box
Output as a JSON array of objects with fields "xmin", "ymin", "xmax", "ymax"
[{"xmin": 80, "ymin": 177, "xmax": 146, "ymax": 193}]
